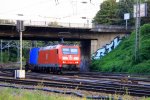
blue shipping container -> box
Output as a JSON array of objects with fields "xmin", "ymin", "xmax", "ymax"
[{"xmin": 29, "ymin": 48, "xmax": 40, "ymax": 65}]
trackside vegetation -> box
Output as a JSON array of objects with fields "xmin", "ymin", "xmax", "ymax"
[
  {"xmin": 0, "ymin": 88, "xmax": 84, "ymax": 100},
  {"xmin": 0, "ymin": 87, "xmax": 149, "ymax": 100},
  {"xmin": 91, "ymin": 24, "xmax": 150, "ymax": 74}
]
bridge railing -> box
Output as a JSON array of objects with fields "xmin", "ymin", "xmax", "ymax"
[
  {"xmin": 0, "ymin": 19, "xmax": 92, "ymax": 28},
  {"xmin": 92, "ymin": 24, "xmax": 134, "ymax": 30},
  {"xmin": 0, "ymin": 19, "xmax": 15, "ymax": 25},
  {"xmin": 92, "ymin": 24, "xmax": 134, "ymax": 32}
]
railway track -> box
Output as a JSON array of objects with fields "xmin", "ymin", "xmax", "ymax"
[
  {"xmin": 0, "ymin": 76, "xmax": 150, "ymax": 97},
  {"xmin": 1, "ymin": 68, "xmax": 149, "ymax": 83},
  {"xmin": 1, "ymin": 69, "xmax": 150, "ymax": 85},
  {"xmin": 0, "ymin": 68, "xmax": 150, "ymax": 97}
]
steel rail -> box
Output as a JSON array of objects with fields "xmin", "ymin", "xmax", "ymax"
[{"xmin": 0, "ymin": 76, "xmax": 149, "ymax": 97}]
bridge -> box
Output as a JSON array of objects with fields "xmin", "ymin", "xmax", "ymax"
[{"xmin": 0, "ymin": 20, "xmax": 132, "ymax": 71}]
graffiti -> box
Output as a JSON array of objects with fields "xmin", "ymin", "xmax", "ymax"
[{"xmin": 93, "ymin": 36, "xmax": 122, "ymax": 59}]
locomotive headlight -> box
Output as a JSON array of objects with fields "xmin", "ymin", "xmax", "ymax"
[
  {"xmin": 62, "ymin": 56, "xmax": 68, "ymax": 60},
  {"xmin": 75, "ymin": 61, "xmax": 79, "ymax": 64},
  {"xmin": 74, "ymin": 57, "xmax": 79, "ymax": 60}
]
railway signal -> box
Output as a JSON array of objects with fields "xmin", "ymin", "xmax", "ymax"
[{"xmin": 15, "ymin": 19, "xmax": 25, "ymax": 79}]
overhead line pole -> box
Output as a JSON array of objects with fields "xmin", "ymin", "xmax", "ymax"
[
  {"xmin": 135, "ymin": 0, "xmax": 141, "ymax": 62},
  {"xmin": 1, "ymin": 40, "xmax": 2, "ymax": 63},
  {"xmin": 20, "ymin": 31, "xmax": 23, "ymax": 70}
]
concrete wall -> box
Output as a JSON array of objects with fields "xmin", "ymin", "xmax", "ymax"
[
  {"xmin": 80, "ymin": 33, "xmax": 125, "ymax": 71},
  {"xmin": 91, "ymin": 33, "xmax": 125, "ymax": 54},
  {"xmin": 80, "ymin": 40, "xmax": 91, "ymax": 72}
]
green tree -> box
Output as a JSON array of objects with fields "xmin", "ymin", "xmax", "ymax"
[
  {"xmin": 93, "ymin": 0, "xmax": 118, "ymax": 25},
  {"xmin": 116, "ymin": 0, "xmax": 135, "ymax": 25},
  {"xmin": 93, "ymin": 0, "xmax": 150, "ymax": 25}
]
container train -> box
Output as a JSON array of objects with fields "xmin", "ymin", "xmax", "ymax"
[{"xmin": 25, "ymin": 44, "xmax": 81, "ymax": 73}]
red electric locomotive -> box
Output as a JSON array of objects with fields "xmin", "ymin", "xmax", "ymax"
[{"xmin": 25, "ymin": 44, "xmax": 81, "ymax": 73}]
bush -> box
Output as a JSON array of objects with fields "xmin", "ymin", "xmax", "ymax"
[{"xmin": 91, "ymin": 24, "xmax": 150, "ymax": 74}]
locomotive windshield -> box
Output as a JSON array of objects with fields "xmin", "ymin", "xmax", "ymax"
[{"xmin": 62, "ymin": 48, "xmax": 78, "ymax": 54}]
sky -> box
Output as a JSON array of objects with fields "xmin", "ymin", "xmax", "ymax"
[{"xmin": 0, "ymin": 0, "xmax": 105, "ymax": 23}]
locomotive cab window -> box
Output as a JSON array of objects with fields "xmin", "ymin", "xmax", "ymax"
[
  {"xmin": 70, "ymin": 48, "xmax": 78, "ymax": 54},
  {"xmin": 62, "ymin": 48, "xmax": 70, "ymax": 54},
  {"xmin": 62, "ymin": 48, "xmax": 78, "ymax": 54}
]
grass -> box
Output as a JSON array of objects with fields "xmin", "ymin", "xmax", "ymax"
[
  {"xmin": 142, "ymin": 98, "xmax": 150, "ymax": 100},
  {"xmin": 0, "ymin": 87, "xmax": 85, "ymax": 100},
  {"xmin": 0, "ymin": 86, "xmax": 149, "ymax": 100},
  {"xmin": 91, "ymin": 24, "xmax": 150, "ymax": 74},
  {"xmin": 0, "ymin": 88, "xmax": 150, "ymax": 100}
]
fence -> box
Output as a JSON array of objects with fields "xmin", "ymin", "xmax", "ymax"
[{"xmin": 0, "ymin": 19, "xmax": 92, "ymax": 28}]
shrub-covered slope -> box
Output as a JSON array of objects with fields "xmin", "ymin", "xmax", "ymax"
[{"xmin": 91, "ymin": 24, "xmax": 150, "ymax": 74}]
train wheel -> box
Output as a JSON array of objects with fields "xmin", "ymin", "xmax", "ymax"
[
  {"xmin": 55, "ymin": 67, "xmax": 59, "ymax": 74},
  {"xmin": 53, "ymin": 67, "xmax": 57, "ymax": 74},
  {"xmin": 46, "ymin": 68, "xmax": 50, "ymax": 73},
  {"xmin": 52, "ymin": 67, "xmax": 55, "ymax": 74},
  {"xmin": 58, "ymin": 68, "xmax": 62, "ymax": 74}
]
